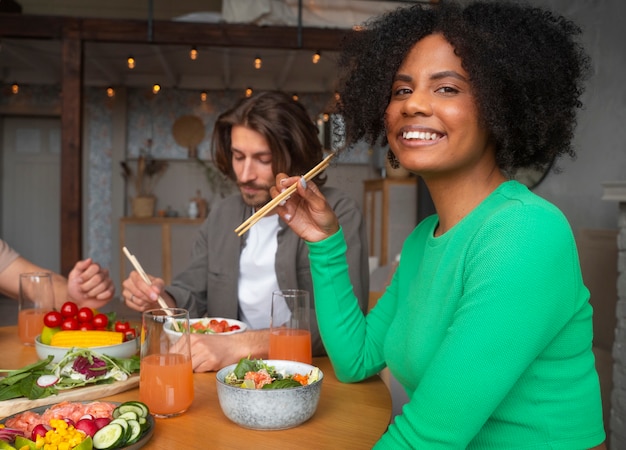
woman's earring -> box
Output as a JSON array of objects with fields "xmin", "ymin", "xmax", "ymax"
[{"xmin": 387, "ymin": 150, "xmax": 400, "ymax": 169}]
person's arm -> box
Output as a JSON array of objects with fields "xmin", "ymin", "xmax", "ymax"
[
  {"xmin": 325, "ymin": 188, "xmax": 370, "ymax": 315},
  {"xmin": 0, "ymin": 256, "xmax": 114, "ymax": 309},
  {"xmin": 187, "ymin": 329, "xmax": 270, "ymax": 372},
  {"xmin": 0, "ymin": 255, "xmax": 68, "ymax": 307}
]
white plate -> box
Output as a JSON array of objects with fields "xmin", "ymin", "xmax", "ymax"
[
  {"xmin": 163, "ymin": 317, "xmax": 247, "ymax": 337},
  {"xmin": 35, "ymin": 335, "xmax": 139, "ymax": 363}
]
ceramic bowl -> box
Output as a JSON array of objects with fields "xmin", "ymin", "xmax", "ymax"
[
  {"xmin": 163, "ymin": 317, "xmax": 247, "ymax": 337},
  {"xmin": 34, "ymin": 335, "xmax": 140, "ymax": 363},
  {"xmin": 216, "ymin": 360, "xmax": 323, "ymax": 430}
]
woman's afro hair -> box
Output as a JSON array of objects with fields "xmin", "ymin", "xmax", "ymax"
[{"xmin": 335, "ymin": 0, "xmax": 591, "ymax": 173}]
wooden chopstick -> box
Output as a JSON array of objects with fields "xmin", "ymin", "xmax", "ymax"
[
  {"xmin": 234, "ymin": 153, "xmax": 335, "ymax": 236},
  {"xmin": 122, "ymin": 246, "xmax": 181, "ymax": 331}
]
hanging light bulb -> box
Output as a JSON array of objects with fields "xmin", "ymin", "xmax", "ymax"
[
  {"xmin": 11, "ymin": 83, "xmax": 19, "ymax": 94},
  {"xmin": 312, "ymin": 51, "xmax": 321, "ymax": 64},
  {"xmin": 254, "ymin": 56, "xmax": 262, "ymax": 69},
  {"xmin": 106, "ymin": 87, "xmax": 115, "ymax": 98},
  {"xmin": 127, "ymin": 56, "xmax": 136, "ymax": 69},
  {"xmin": 190, "ymin": 46, "xmax": 198, "ymax": 61},
  {"xmin": 292, "ymin": 93, "xmax": 299, "ymax": 101},
  {"xmin": 200, "ymin": 91, "xmax": 207, "ymax": 102},
  {"xmin": 152, "ymin": 84, "xmax": 161, "ymax": 94},
  {"xmin": 245, "ymin": 87, "xmax": 253, "ymax": 97}
]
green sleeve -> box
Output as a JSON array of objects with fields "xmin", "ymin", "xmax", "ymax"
[{"xmin": 307, "ymin": 228, "xmax": 391, "ymax": 381}]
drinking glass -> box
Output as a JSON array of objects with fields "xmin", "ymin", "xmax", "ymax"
[
  {"xmin": 269, "ymin": 289, "xmax": 312, "ymax": 364},
  {"xmin": 18, "ymin": 272, "xmax": 55, "ymax": 345},
  {"xmin": 139, "ymin": 308, "xmax": 194, "ymax": 418}
]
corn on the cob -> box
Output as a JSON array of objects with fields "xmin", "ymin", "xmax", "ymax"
[{"xmin": 50, "ymin": 330, "xmax": 124, "ymax": 347}]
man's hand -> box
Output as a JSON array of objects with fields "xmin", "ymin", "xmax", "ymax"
[
  {"xmin": 186, "ymin": 330, "xmax": 270, "ymax": 372},
  {"xmin": 121, "ymin": 270, "xmax": 174, "ymax": 311}
]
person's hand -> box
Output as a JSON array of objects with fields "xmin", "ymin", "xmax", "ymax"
[
  {"xmin": 67, "ymin": 258, "xmax": 115, "ymax": 308},
  {"xmin": 121, "ymin": 270, "xmax": 173, "ymax": 311},
  {"xmin": 271, "ymin": 174, "xmax": 340, "ymax": 242},
  {"xmin": 185, "ymin": 330, "xmax": 270, "ymax": 372}
]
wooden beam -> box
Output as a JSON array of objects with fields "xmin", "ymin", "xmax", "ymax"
[
  {"xmin": 60, "ymin": 19, "xmax": 83, "ymax": 276},
  {"xmin": 0, "ymin": 14, "xmax": 350, "ymax": 51}
]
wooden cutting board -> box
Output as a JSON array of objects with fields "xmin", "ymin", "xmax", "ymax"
[{"xmin": 0, "ymin": 375, "xmax": 139, "ymax": 418}]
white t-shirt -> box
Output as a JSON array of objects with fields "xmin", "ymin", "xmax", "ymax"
[{"xmin": 237, "ymin": 214, "xmax": 281, "ymax": 329}]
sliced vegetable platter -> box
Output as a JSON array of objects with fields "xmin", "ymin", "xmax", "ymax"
[{"xmin": 0, "ymin": 401, "xmax": 154, "ymax": 450}]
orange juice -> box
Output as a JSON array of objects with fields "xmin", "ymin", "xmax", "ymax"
[
  {"xmin": 269, "ymin": 328, "xmax": 312, "ymax": 364},
  {"xmin": 18, "ymin": 309, "xmax": 48, "ymax": 345},
  {"xmin": 140, "ymin": 353, "xmax": 194, "ymax": 417}
]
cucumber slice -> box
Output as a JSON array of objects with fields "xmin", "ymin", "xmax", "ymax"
[
  {"xmin": 92, "ymin": 423, "xmax": 124, "ymax": 450},
  {"xmin": 117, "ymin": 411, "xmax": 138, "ymax": 421},
  {"xmin": 125, "ymin": 419, "xmax": 143, "ymax": 444},
  {"xmin": 110, "ymin": 418, "xmax": 130, "ymax": 444},
  {"xmin": 124, "ymin": 401, "xmax": 150, "ymax": 418},
  {"xmin": 115, "ymin": 404, "xmax": 145, "ymax": 419}
]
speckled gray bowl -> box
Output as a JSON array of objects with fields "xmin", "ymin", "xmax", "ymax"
[{"xmin": 216, "ymin": 360, "xmax": 323, "ymax": 430}]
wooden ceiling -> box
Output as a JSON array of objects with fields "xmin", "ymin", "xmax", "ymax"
[
  {"xmin": 0, "ymin": 11, "xmax": 350, "ymax": 273},
  {"xmin": 0, "ymin": 13, "xmax": 347, "ymax": 93}
]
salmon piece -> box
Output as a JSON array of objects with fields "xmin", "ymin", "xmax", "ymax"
[
  {"xmin": 4, "ymin": 411, "xmax": 42, "ymax": 436},
  {"xmin": 5, "ymin": 401, "xmax": 117, "ymax": 436},
  {"xmin": 41, "ymin": 401, "xmax": 116, "ymax": 423}
]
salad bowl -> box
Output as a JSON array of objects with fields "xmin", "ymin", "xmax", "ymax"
[
  {"xmin": 163, "ymin": 317, "xmax": 247, "ymax": 337},
  {"xmin": 215, "ymin": 359, "xmax": 323, "ymax": 430},
  {"xmin": 35, "ymin": 335, "xmax": 139, "ymax": 363}
]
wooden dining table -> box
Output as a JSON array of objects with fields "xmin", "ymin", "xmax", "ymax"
[{"xmin": 0, "ymin": 325, "xmax": 392, "ymax": 449}]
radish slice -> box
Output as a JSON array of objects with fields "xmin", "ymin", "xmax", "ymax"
[
  {"xmin": 36, "ymin": 374, "xmax": 60, "ymax": 387},
  {"xmin": 79, "ymin": 414, "xmax": 95, "ymax": 421}
]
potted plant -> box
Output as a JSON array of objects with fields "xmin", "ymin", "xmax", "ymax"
[{"xmin": 121, "ymin": 143, "xmax": 168, "ymax": 217}]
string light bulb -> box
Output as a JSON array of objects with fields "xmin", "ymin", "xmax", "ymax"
[
  {"xmin": 127, "ymin": 56, "xmax": 136, "ymax": 69},
  {"xmin": 245, "ymin": 87, "xmax": 253, "ymax": 97},
  {"xmin": 200, "ymin": 91, "xmax": 207, "ymax": 102},
  {"xmin": 292, "ymin": 93, "xmax": 299, "ymax": 101},
  {"xmin": 190, "ymin": 46, "xmax": 198, "ymax": 61},
  {"xmin": 11, "ymin": 83, "xmax": 19, "ymax": 94},
  {"xmin": 106, "ymin": 87, "xmax": 115, "ymax": 98},
  {"xmin": 152, "ymin": 84, "xmax": 161, "ymax": 94},
  {"xmin": 312, "ymin": 51, "xmax": 321, "ymax": 64},
  {"xmin": 254, "ymin": 56, "xmax": 262, "ymax": 69}
]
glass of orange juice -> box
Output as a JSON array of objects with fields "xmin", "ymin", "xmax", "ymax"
[
  {"xmin": 139, "ymin": 308, "xmax": 194, "ymax": 418},
  {"xmin": 18, "ymin": 272, "xmax": 55, "ymax": 345},
  {"xmin": 269, "ymin": 289, "xmax": 312, "ymax": 364}
]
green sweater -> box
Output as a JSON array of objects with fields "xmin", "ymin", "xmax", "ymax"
[{"xmin": 307, "ymin": 181, "xmax": 605, "ymax": 449}]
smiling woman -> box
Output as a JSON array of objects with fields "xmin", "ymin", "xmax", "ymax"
[{"xmin": 270, "ymin": 1, "xmax": 604, "ymax": 448}]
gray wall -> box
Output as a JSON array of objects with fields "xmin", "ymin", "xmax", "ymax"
[{"xmin": 529, "ymin": 0, "xmax": 626, "ymax": 231}]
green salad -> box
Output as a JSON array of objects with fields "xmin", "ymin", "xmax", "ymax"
[{"xmin": 224, "ymin": 358, "xmax": 320, "ymax": 390}]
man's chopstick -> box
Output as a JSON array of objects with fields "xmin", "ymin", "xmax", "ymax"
[
  {"xmin": 234, "ymin": 153, "xmax": 335, "ymax": 236},
  {"xmin": 122, "ymin": 246, "xmax": 181, "ymax": 331}
]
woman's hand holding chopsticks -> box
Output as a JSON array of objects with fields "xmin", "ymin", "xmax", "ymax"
[{"xmin": 271, "ymin": 174, "xmax": 340, "ymax": 243}]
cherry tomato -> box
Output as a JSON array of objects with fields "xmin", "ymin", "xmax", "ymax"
[
  {"xmin": 77, "ymin": 307, "xmax": 94, "ymax": 323},
  {"xmin": 124, "ymin": 329, "xmax": 137, "ymax": 341},
  {"xmin": 92, "ymin": 313, "xmax": 108, "ymax": 329},
  {"xmin": 61, "ymin": 317, "xmax": 79, "ymax": 331},
  {"xmin": 60, "ymin": 301, "xmax": 79, "ymax": 318},
  {"xmin": 79, "ymin": 322, "xmax": 95, "ymax": 331},
  {"xmin": 43, "ymin": 311, "xmax": 63, "ymax": 328},
  {"xmin": 114, "ymin": 321, "xmax": 130, "ymax": 333}
]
